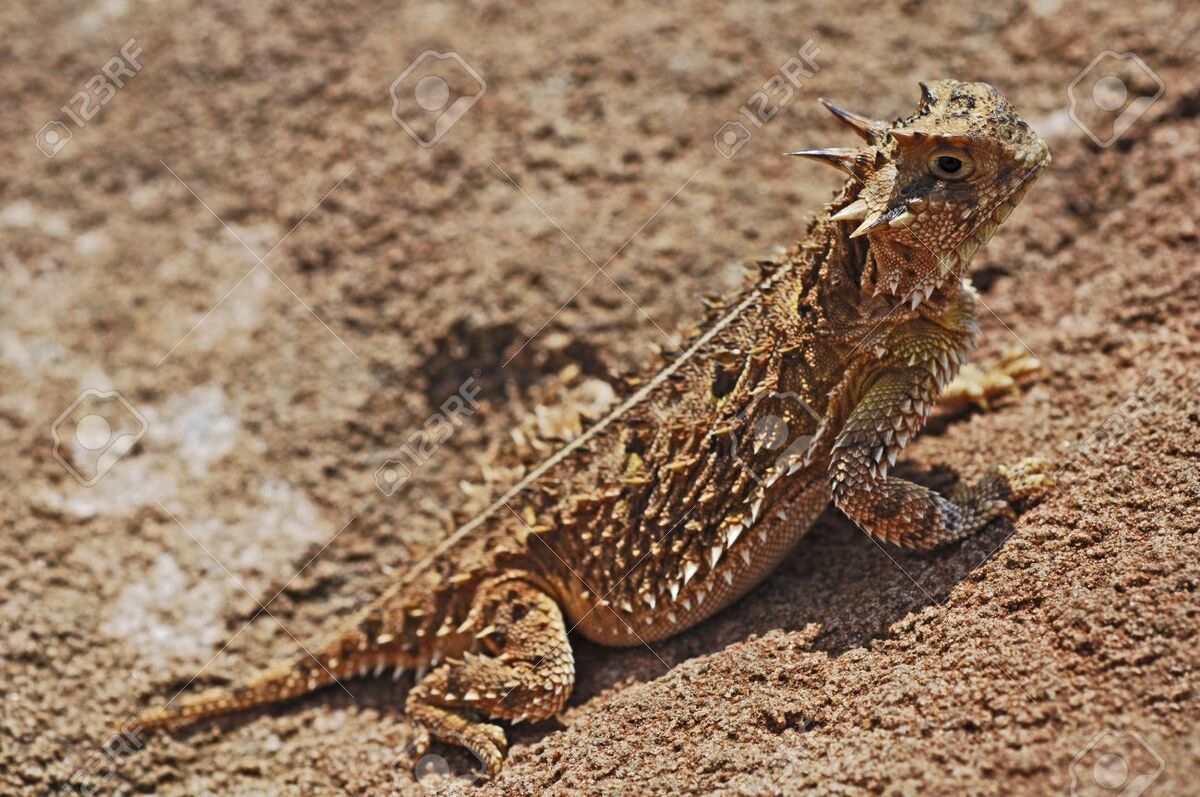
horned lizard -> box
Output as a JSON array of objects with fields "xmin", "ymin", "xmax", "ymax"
[{"xmin": 131, "ymin": 80, "xmax": 1054, "ymax": 778}]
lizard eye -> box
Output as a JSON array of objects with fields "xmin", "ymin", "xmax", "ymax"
[{"xmin": 928, "ymin": 148, "xmax": 975, "ymax": 180}]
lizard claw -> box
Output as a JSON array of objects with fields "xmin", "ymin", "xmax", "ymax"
[
  {"xmin": 997, "ymin": 456, "xmax": 1056, "ymax": 504},
  {"xmin": 453, "ymin": 723, "xmax": 507, "ymax": 780},
  {"xmin": 405, "ymin": 727, "xmax": 431, "ymax": 764},
  {"xmin": 477, "ymin": 722, "xmax": 508, "ymax": 754},
  {"xmin": 403, "ymin": 724, "xmax": 503, "ymax": 784},
  {"xmin": 938, "ymin": 347, "xmax": 1046, "ymax": 413},
  {"xmin": 950, "ymin": 457, "xmax": 1054, "ymax": 536}
]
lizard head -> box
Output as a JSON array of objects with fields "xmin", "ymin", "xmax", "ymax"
[{"xmin": 793, "ymin": 80, "xmax": 1050, "ymax": 307}]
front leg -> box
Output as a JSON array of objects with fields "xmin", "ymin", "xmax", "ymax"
[{"xmin": 830, "ymin": 365, "xmax": 1051, "ymax": 551}]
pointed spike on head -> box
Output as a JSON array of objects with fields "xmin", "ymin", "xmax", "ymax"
[
  {"xmin": 850, "ymin": 213, "xmax": 888, "ymax": 239},
  {"xmin": 819, "ymin": 98, "xmax": 885, "ymax": 143},
  {"xmin": 916, "ymin": 81, "xmax": 941, "ymax": 113},
  {"xmin": 830, "ymin": 198, "xmax": 870, "ymax": 223},
  {"xmin": 888, "ymin": 129, "xmax": 929, "ymax": 145},
  {"xmin": 938, "ymin": 251, "xmax": 959, "ymax": 275},
  {"xmin": 788, "ymin": 147, "xmax": 862, "ymax": 175}
]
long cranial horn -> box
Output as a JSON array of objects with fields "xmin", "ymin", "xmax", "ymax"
[
  {"xmin": 830, "ymin": 199, "xmax": 870, "ymax": 222},
  {"xmin": 819, "ymin": 98, "xmax": 886, "ymax": 143},
  {"xmin": 787, "ymin": 148, "xmax": 863, "ymax": 175}
]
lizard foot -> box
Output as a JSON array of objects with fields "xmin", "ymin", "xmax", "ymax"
[
  {"xmin": 938, "ymin": 347, "xmax": 1045, "ymax": 413},
  {"xmin": 402, "ymin": 576, "xmax": 574, "ymax": 781},
  {"xmin": 399, "ymin": 720, "xmax": 500, "ymax": 786},
  {"xmin": 952, "ymin": 456, "xmax": 1055, "ymax": 534},
  {"xmin": 996, "ymin": 456, "xmax": 1056, "ymax": 504},
  {"xmin": 405, "ymin": 711, "xmax": 506, "ymax": 781}
]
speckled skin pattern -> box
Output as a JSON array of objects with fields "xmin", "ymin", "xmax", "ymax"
[{"xmin": 130, "ymin": 81, "xmax": 1054, "ymax": 777}]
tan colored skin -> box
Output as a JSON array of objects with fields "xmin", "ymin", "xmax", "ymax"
[{"xmin": 131, "ymin": 81, "xmax": 1054, "ymax": 778}]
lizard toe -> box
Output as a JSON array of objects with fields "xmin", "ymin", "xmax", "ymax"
[
  {"xmin": 478, "ymin": 721, "xmax": 508, "ymax": 753},
  {"xmin": 463, "ymin": 726, "xmax": 506, "ymax": 780},
  {"xmin": 998, "ymin": 457, "xmax": 1056, "ymax": 503}
]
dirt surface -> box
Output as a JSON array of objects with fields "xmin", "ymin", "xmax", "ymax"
[{"xmin": 2, "ymin": 1, "xmax": 1199, "ymax": 795}]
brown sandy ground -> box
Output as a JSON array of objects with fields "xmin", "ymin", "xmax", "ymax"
[{"xmin": 1, "ymin": 0, "xmax": 1198, "ymax": 795}]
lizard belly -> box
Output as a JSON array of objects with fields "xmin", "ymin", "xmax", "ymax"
[{"xmin": 566, "ymin": 480, "xmax": 832, "ymax": 647}]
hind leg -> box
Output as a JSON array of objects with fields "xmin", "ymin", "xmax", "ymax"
[{"xmin": 405, "ymin": 575, "xmax": 573, "ymax": 778}]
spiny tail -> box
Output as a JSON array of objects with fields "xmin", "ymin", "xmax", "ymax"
[
  {"xmin": 129, "ymin": 656, "xmax": 347, "ymax": 732},
  {"xmin": 129, "ymin": 571, "xmax": 486, "ymax": 734}
]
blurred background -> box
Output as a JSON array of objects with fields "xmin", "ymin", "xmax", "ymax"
[{"xmin": 2, "ymin": 1, "xmax": 1197, "ymax": 794}]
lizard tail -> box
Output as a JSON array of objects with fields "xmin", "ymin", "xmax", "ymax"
[
  {"xmin": 128, "ymin": 574, "xmax": 488, "ymax": 734},
  {"xmin": 129, "ymin": 657, "xmax": 344, "ymax": 732},
  {"xmin": 129, "ymin": 626, "xmax": 426, "ymax": 734}
]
